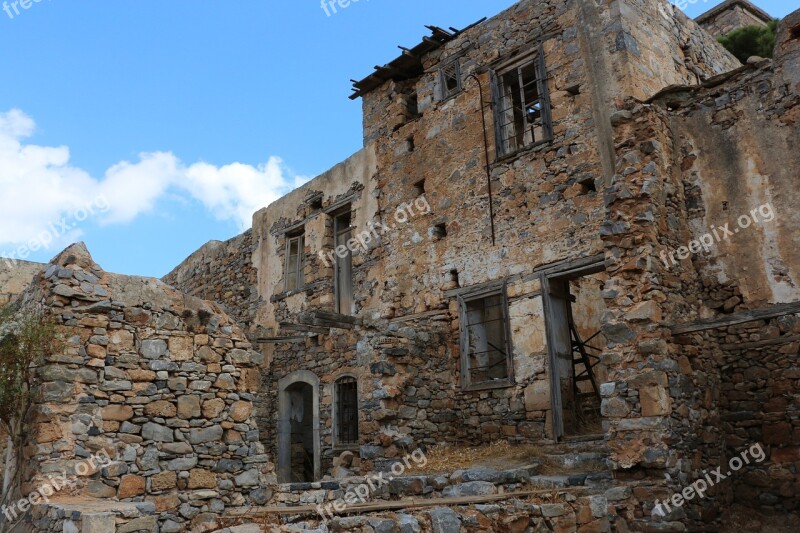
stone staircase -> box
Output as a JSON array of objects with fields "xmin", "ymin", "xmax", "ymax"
[{"xmin": 224, "ymin": 439, "xmax": 619, "ymax": 531}]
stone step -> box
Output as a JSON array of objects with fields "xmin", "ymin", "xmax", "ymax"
[{"xmin": 539, "ymin": 451, "xmax": 611, "ymax": 473}]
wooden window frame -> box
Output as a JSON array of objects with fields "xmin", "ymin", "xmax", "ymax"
[
  {"xmin": 438, "ymin": 58, "xmax": 463, "ymax": 101},
  {"xmin": 333, "ymin": 375, "xmax": 359, "ymax": 449},
  {"xmin": 284, "ymin": 230, "xmax": 305, "ymax": 292},
  {"xmin": 458, "ymin": 284, "xmax": 515, "ymax": 391},
  {"xmin": 490, "ymin": 45, "xmax": 553, "ymax": 160},
  {"xmin": 333, "ymin": 207, "xmax": 354, "ymax": 315}
]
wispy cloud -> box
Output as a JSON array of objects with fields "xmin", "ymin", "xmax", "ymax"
[{"xmin": 0, "ymin": 108, "xmax": 305, "ymax": 250}]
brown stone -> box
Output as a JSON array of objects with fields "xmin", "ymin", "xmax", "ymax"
[
  {"xmin": 197, "ymin": 346, "xmax": 221, "ymax": 363},
  {"xmin": 35, "ymin": 423, "xmax": 62, "ymax": 444},
  {"xmin": 147, "ymin": 494, "xmax": 180, "ymax": 513},
  {"xmin": 203, "ymin": 398, "xmax": 226, "ymax": 419},
  {"xmin": 102, "ymin": 405, "xmax": 134, "ymax": 421},
  {"xmin": 764, "ymin": 422, "xmax": 792, "ymax": 445},
  {"xmin": 144, "ymin": 400, "xmax": 177, "ymax": 418},
  {"xmin": 86, "ymin": 344, "xmax": 107, "ymax": 359},
  {"xmin": 169, "ymin": 336, "xmax": 193, "ymax": 361},
  {"xmin": 129, "ymin": 369, "xmax": 157, "ymax": 382},
  {"xmin": 118, "ymin": 475, "xmax": 146, "ymax": 498},
  {"xmin": 229, "ymin": 400, "xmax": 253, "ymax": 422},
  {"xmin": 640, "ymin": 385, "xmax": 671, "ymax": 417},
  {"xmin": 772, "ymin": 447, "xmax": 800, "ymax": 462},
  {"xmin": 238, "ymin": 368, "xmax": 261, "ymax": 392},
  {"xmin": 188, "ymin": 469, "xmax": 217, "ymax": 489},
  {"xmin": 151, "ymin": 471, "xmax": 177, "ymax": 491},
  {"xmin": 178, "ymin": 395, "xmax": 202, "ymax": 419}
]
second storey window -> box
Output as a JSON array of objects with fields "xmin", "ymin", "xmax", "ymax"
[
  {"xmin": 335, "ymin": 376, "xmax": 359, "ymax": 446},
  {"xmin": 333, "ymin": 208, "xmax": 353, "ymax": 315},
  {"xmin": 458, "ymin": 287, "xmax": 514, "ymax": 390},
  {"xmin": 285, "ymin": 230, "xmax": 305, "ymax": 292},
  {"xmin": 491, "ymin": 47, "xmax": 553, "ymax": 158},
  {"xmin": 438, "ymin": 58, "xmax": 462, "ymax": 101}
]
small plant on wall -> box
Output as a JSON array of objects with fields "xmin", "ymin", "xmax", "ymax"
[
  {"xmin": 719, "ymin": 20, "xmax": 780, "ymax": 63},
  {"xmin": 0, "ymin": 304, "xmax": 63, "ymax": 428}
]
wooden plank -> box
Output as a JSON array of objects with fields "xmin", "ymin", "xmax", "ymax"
[
  {"xmin": 720, "ymin": 334, "xmax": 800, "ymax": 352},
  {"xmin": 390, "ymin": 309, "xmax": 450, "ymax": 323},
  {"xmin": 671, "ymin": 301, "xmax": 800, "ymax": 335},
  {"xmin": 225, "ymin": 487, "xmax": 589, "ymax": 517},
  {"xmin": 256, "ymin": 336, "xmax": 306, "ymax": 344}
]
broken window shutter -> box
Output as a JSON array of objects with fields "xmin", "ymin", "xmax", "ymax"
[
  {"xmin": 535, "ymin": 45, "xmax": 554, "ymax": 142},
  {"xmin": 457, "ymin": 295, "xmax": 470, "ymax": 388},
  {"xmin": 489, "ymin": 69, "xmax": 505, "ymax": 158}
]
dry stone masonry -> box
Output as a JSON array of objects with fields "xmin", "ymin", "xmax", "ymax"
[{"xmin": 0, "ymin": 0, "xmax": 798, "ymax": 531}]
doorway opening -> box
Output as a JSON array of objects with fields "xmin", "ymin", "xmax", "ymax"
[
  {"xmin": 277, "ymin": 371, "xmax": 321, "ymax": 483},
  {"xmin": 543, "ymin": 260, "xmax": 608, "ymax": 440}
]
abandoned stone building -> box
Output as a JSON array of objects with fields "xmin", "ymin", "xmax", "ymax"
[{"xmin": 0, "ymin": 0, "xmax": 798, "ymax": 531}]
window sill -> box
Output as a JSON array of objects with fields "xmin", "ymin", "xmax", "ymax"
[
  {"xmin": 332, "ymin": 444, "xmax": 360, "ymax": 453},
  {"xmin": 270, "ymin": 288, "xmax": 306, "ymax": 303},
  {"xmin": 492, "ymin": 138, "xmax": 552, "ymax": 167},
  {"xmin": 462, "ymin": 380, "xmax": 515, "ymax": 392}
]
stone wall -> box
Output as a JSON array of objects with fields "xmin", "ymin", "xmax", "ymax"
[
  {"xmin": 713, "ymin": 314, "xmax": 799, "ymax": 513},
  {"xmin": 0, "ymin": 259, "xmax": 44, "ymax": 306},
  {"xmin": 163, "ymin": 230, "xmax": 259, "ymax": 335},
  {"xmin": 599, "ymin": 12, "xmax": 800, "ymax": 529},
  {"xmin": 696, "ymin": 0, "xmax": 774, "ymax": 38},
  {"xmin": 251, "ymin": 0, "xmax": 750, "ymax": 490},
  {"xmin": 1, "ymin": 243, "xmax": 273, "ymax": 533}
]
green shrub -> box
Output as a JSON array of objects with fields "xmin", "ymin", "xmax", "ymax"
[
  {"xmin": 0, "ymin": 306, "xmax": 62, "ymax": 426},
  {"xmin": 719, "ymin": 20, "xmax": 780, "ymax": 63}
]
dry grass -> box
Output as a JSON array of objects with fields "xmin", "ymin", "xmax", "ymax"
[{"xmin": 406, "ymin": 441, "xmax": 544, "ymax": 475}]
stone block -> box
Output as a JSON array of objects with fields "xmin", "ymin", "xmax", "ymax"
[{"xmin": 118, "ymin": 475, "xmax": 146, "ymax": 498}]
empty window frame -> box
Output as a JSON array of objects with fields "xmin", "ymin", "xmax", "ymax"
[
  {"xmin": 334, "ymin": 376, "xmax": 359, "ymax": 446},
  {"xmin": 458, "ymin": 287, "xmax": 514, "ymax": 389},
  {"xmin": 285, "ymin": 231, "xmax": 305, "ymax": 292},
  {"xmin": 439, "ymin": 58, "xmax": 462, "ymax": 101},
  {"xmin": 333, "ymin": 208, "xmax": 354, "ymax": 315},
  {"xmin": 491, "ymin": 47, "xmax": 553, "ymax": 158}
]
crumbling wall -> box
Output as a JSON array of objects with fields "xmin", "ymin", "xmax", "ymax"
[
  {"xmin": 163, "ymin": 230, "xmax": 259, "ymax": 333},
  {"xmin": 0, "ymin": 259, "xmax": 44, "ymax": 306},
  {"xmin": 697, "ymin": 0, "xmax": 773, "ymax": 38},
  {"xmin": 600, "ymin": 12, "xmax": 800, "ymax": 529},
  {"xmin": 5, "ymin": 244, "xmax": 273, "ymax": 533}
]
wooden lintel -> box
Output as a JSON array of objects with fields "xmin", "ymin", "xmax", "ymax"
[
  {"xmin": 720, "ymin": 334, "xmax": 800, "ymax": 352},
  {"xmin": 225, "ymin": 487, "xmax": 588, "ymax": 517},
  {"xmin": 671, "ymin": 301, "xmax": 800, "ymax": 335}
]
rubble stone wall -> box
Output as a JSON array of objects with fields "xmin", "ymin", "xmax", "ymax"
[
  {"xmin": 163, "ymin": 230, "xmax": 259, "ymax": 334},
  {"xmin": 2, "ymin": 244, "xmax": 274, "ymax": 533},
  {"xmin": 697, "ymin": 0, "xmax": 773, "ymax": 38},
  {"xmin": 600, "ymin": 13, "xmax": 800, "ymax": 528},
  {"xmin": 0, "ymin": 259, "xmax": 45, "ymax": 306}
]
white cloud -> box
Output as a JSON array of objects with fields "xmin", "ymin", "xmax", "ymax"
[{"xmin": 0, "ymin": 109, "xmax": 304, "ymax": 253}]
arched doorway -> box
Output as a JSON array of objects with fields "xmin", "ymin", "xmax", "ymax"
[{"xmin": 277, "ymin": 371, "xmax": 320, "ymax": 483}]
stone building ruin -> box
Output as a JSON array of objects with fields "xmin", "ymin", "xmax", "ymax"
[{"xmin": 1, "ymin": 0, "xmax": 799, "ymax": 531}]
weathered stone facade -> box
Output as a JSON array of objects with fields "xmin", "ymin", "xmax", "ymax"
[
  {"xmin": 696, "ymin": 0, "xmax": 774, "ymax": 38},
  {"xmin": 163, "ymin": 230, "xmax": 260, "ymax": 335},
  {"xmin": 2, "ymin": 1, "xmax": 799, "ymax": 531},
  {"xmin": 1, "ymin": 244, "xmax": 273, "ymax": 532},
  {"xmin": 0, "ymin": 258, "xmax": 44, "ymax": 306}
]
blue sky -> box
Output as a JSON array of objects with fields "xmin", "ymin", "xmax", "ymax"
[{"xmin": 0, "ymin": 0, "xmax": 792, "ymax": 278}]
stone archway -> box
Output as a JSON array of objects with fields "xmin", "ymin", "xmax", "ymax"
[{"xmin": 277, "ymin": 371, "xmax": 321, "ymax": 483}]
